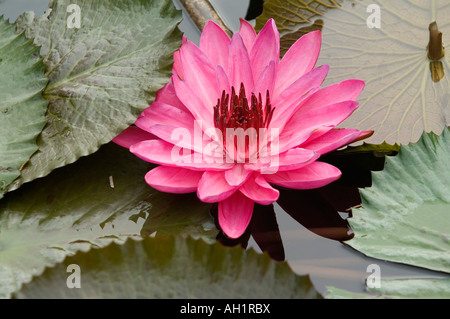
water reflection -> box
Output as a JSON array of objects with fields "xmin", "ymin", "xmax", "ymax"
[
  {"xmin": 213, "ymin": 148, "xmax": 391, "ymax": 262},
  {"xmin": 244, "ymin": 0, "xmax": 263, "ymax": 21}
]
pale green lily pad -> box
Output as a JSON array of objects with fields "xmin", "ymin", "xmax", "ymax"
[
  {"xmin": 257, "ymin": 0, "xmax": 450, "ymax": 145},
  {"xmin": 0, "ymin": 17, "xmax": 47, "ymax": 199},
  {"xmin": 327, "ymin": 278, "xmax": 450, "ymax": 299},
  {"xmin": 368, "ymin": 278, "xmax": 450, "ymax": 299},
  {"xmin": 5, "ymin": 0, "xmax": 182, "ymax": 194},
  {"xmin": 14, "ymin": 236, "xmax": 322, "ymax": 299},
  {"xmin": 326, "ymin": 286, "xmax": 383, "ymax": 299},
  {"xmin": 0, "ymin": 143, "xmax": 216, "ymax": 299},
  {"xmin": 345, "ymin": 128, "xmax": 450, "ymax": 274},
  {"xmin": 325, "ymin": 129, "xmax": 450, "ymax": 298}
]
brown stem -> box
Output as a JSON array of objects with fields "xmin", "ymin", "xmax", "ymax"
[
  {"xmin": 178, "ymin": 0, "xmax": 232, "ymax": 37},
  {"xmin": 429, "ymin": 61, "xmax": 445, "ymax": 82},
  {"xmin": 428, "ymin": 21, "xmax": 444, "ymax": 60}
]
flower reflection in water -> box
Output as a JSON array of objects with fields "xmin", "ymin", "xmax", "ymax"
[{"xmin": 214, "ymin": 149, "xmax": 390, "ymax": 261}]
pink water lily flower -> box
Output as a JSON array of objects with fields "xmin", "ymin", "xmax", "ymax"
[{"xmin": 114, "ymin": 18, "xmax": 372, "ymax": 239}]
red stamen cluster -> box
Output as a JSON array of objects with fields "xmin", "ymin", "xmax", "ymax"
[{"xmin": 214, "ymin": 83, "xmax": 274, "ymax": 133}]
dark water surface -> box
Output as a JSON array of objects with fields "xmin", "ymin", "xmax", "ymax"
[{"xmin": 0, "ymin": 0, "xmax": 444, "ymax": 296}]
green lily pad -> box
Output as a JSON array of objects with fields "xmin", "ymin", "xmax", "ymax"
[
  {"xmin": 344, "ymin": 128, "xmax": 450, "ymax": 274},
  {"xmin": 14, "ymin": 236, "xmax": 322, "ymax": 299},
  {"xmin": 257, "ymin": 0, "xmax": 450, "ymax": 145},
  {"xmin": 325, "ymin": 129, "xmax": 450, "ymax": 298},
  {"xmin": 0, "ymin": 143, "xmax": 216, "ymax": 299},
  {"xmin": 0, "ymin": 17, "xmax": 47, "ymax": 199},
  {"xmin": 368, "ymin": 278, "xmax": 450, "ymax": 299},
  {"xmin": 327, "ymin": 278, "xmax": 450, "ymax": 299},
  {"xmin": 5, "ymin": 0, "xmax": 182, "ymax": 194}
]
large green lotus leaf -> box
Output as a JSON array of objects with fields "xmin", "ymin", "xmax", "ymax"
[
  {"xmin": 0, "ymin": 18, "xmax": 47, "ymax": 199},
  {"xmin": 327, "ymin": 278, "xmax": 450, "ymax": 299},
  {"xmin": 256, "ymin": 0, "xmax": 450, "ymax": 145},
  {"xmin": 0, "ymin": 143, "xmax": 216, "ymax": 299},
  {"xmin": 5, "ymin": 0, "xmax": 182, "ymax": 194},
  {"xmin": 342, "ymin": 128, "xmax": 450, "ymax": 274},
  {"xmin": 14, "ymin": 236, "xmax": 321, "ymax": 299}
]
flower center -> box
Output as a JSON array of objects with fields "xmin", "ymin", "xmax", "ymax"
[
  {"xmin": 213, "ymin": 83, "xmax": 274, "ymax": 133},
  {"xmin": 213, "ymin": 83, "xmax": 275, "ymax": 162}
]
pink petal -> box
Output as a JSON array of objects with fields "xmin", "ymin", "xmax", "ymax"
[
  {"xmin": 299, "ymin": 79, "xmax": 365, "ymax": 114},
  {"xmin": 130, "ymin": 139, "xmax": 179, "ymax": 164},
  {"xmin": 270, "ymin": 65, "xmax": 329, "ymax": 131},
  {"xmin": 253, "ymin": 60, "xmax": 276, "ymax": 100},
  {"xmin": 301, "ymin": 128, "xmax": 362, "ymax": 155},
  {"xmin": 140, "ymin": 100, "xmax": 220, "ymax": 154},
  {"xmin": 136, "ymin": 101, "xmax": 195, "ymax": 138},
  {"xmin": 274, "ymin": 31, "xmax": 322, "ymax": 97},
  {"xmin": 130, "ymin": 139, "xmax": 231, "ymax": 171},
  {"xmin": 154, "ymin": 81, "xmax": 187, "ymax": 112},
  {"xmin": 219, "ymin": 190, "xmax": 255, "ymax": 238},
  {"xmin": 172, "ymin": 74, "xmax": 215, "ymax": 130},
  {"xmin": 172, "ymin": 37, "xmax": 188, "ymax": 80},
  {"xmin": 145, "ymin": 166, "xmax": 203, "ymax": 194},
  {"xmin": 200, "ymin": 21, "xmax": 230, "ymax": 70},
  {"xmin": 278, "ymin": 100, "xmax": 359, "ymax": 153},
  {"xmin": 301, "ymin": 126, "xmax": 333, "ymax": 142},
  {"xmin": 276, "ymin": 148, "xmax": 320, "ymax": 171},
  {"xmin": 265, "ymin": 161, "xmax": 342, "ymax": 190},
  {"xmin": 238, "ymin": 18, "xmax": 256, "ymax": 51},
  {"xmin": 147, "ymin": 124, "xmax": 207, "ymax": 155},
  {"xmin": 290, "ymin": 100, "xmax": 359, "ymax": 131},
  {"xmin": 179, "ymin": 41, "xmax": 220, "ymax": 110},
  {"xmin": 136, "ymin": 101, "xmax": 212, "ymax": 155},
  {"xmin": 354, "ymin": 130, "xmax": 374, "ymax": 143},
  {"xmin": 250, "ymin": 18, "xmax": 279, "ymax": 82},
  {"xmin": 225, "ymin": 164, "xmax": 252, "ymax": 187},
  {"xmin": 216, "ymin": 65, "xmax": 231, "ymax": 96},
  {"xmin": 173, "ymin": 50, "xmax": 184, "ymax": 80},
  {"xmin": 197, "ymin": 170, "xmax": 237, "ymax": 203},
  {"xmin": 239, "ymin": 174, "xmax": 279, "ymax": 205},
  {"xmin": 227, "ymin": 33, "xmax": 254, "ymax": 97},
  {"xmin": 113, "ymin": 126, "xmax": 156, "ymax": 149},
  {"xmin": 244, "ymin": 147, "xmax": 319, "ymax": 173}
]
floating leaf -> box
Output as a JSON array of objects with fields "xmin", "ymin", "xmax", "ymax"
[
  {"xmin": 0, "ymin": 17, "xmax": 47, "ymax": 199},
  {"xmin": 327, "ymin": 278, "xmax": 450, "ymax": 299},
  {"xmin": 257, "ymin": 0, "xmax": 450, "ymax": 145},
  {"xmin": 339, "ymin": 142, "xmax": 400, "ymax": 157},
  {"xmin": 344, "ymin": 128, "xmax": 450, "ymax": 274},
  {"xmin": 0, "ymin": 143, "xmax": 215, "ymax": 299},
  {"xmin": 368, "ymin": 278, "xmax": 450, "ymax": 299},
  {"xmin": 326, "ymin": 286, "xmax": 382, "ymax": 299},
  {"xmin": 5, "ymin": 0, "xmax": 182, "ymax": 194},
  {"xmin": 326, "ymin": 129, "xmax": 450, "ymax": 298},
  {"xmin": 15, "ymin": 236, "xmax": 322, "ymax": 299}
]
